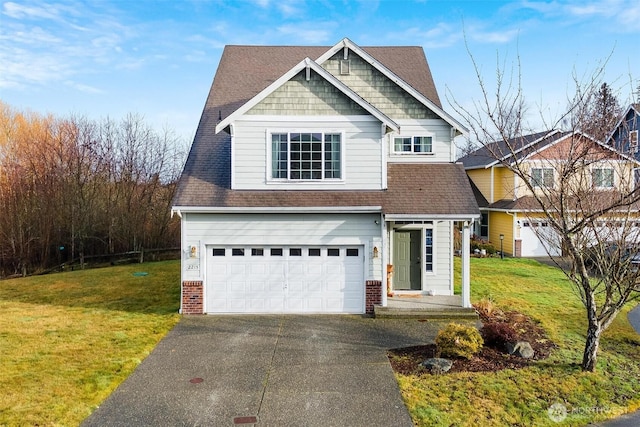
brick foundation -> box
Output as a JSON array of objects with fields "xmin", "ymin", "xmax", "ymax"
[
  {"xmin": 365, "ymin": 280, "xmax": 382, "ymax": 315},
  {"xmin": 182, "ymin": 281, "xmax": 204, "ymax": 314},
  {"xmin": 514, "ymin": 239, "xmax": 522, "ymax": 258}
]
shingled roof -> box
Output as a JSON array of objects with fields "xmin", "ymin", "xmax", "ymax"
[{"xmin": 173, "ymin": 41, "xmax": 478, "ymax": 218}]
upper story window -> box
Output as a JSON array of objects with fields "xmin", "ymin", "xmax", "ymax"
[
  {"xmin": 531, "ymin": 168, "xmax": 554, "ymax": 189},
  {"xmin": 592, "ymin": 168, "xmax": 614, "ymax": 189},
  {"xmin": 630, "ymin": 130, "xmax": 638, "ymax": 153},
  {"xmin": 271, "ymin": 132, "xmax": 341, "ymax": 180},
  {"xmin": 393, "ymin": 136, "xmax": 433, "ymax": 154}
]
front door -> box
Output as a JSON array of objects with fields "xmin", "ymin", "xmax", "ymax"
[{"xmin": 393, "ymin": 230, "xmax": 421, "ymax": 290}]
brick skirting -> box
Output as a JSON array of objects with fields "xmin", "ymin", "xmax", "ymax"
[
  {"xmin": 182, "ymin": 281, "xmax": 203, "ymax": 314},
  {"xmin": 365, "ymin": 280, "xmax": 382, "ymax": 314}
]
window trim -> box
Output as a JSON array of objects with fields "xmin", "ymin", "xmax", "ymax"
[
  {"xmin": 629, "ymin": 130, "xmax": 638, "ymax": 153},
  {"xmin": 267, "ymin": 130, "xmax": 345, "ymax": 182},
  {"xmin": 530, "ymin": 167, "xmax": 555, "ymax": 189},
  {"xmin": 591, "ymin": 167, "xmax": 615, "ymax": 189},
  {"xmin": 391, "ymin": 135, "xmax": 435, "ymax": 155}
]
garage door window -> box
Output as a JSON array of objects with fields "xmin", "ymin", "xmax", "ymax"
[
  {"xmin": 232, "ymin": 248, "xmax": 245, "ymax": 256},
  {"xmin": 346, "ymin": 248, "xmax": 359, "ymax": 256},
  {"xmin": 308, "ymin": 248, "xmax": 321, "ymax": 256},
  {"xmin": 212, "ymin": 248, "xmax": 225, "ymax": 256},
  {"xmin": 328, "ymin": 248, "xmax": 340, "ymax": 256},
  {"xmin": 290, "ymin": 248, "xmax": 302, "ymax": 256},
  {"xmin": 251, "ymin": 248, "xmax": 264, "ymax": 256},
  {"xmin": 271, "ymin": 248, "xmax": 283, "ymax": 256}
]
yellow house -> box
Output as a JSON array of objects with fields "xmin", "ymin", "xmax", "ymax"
[{"xmin": 460, "ymin": 130, "xmax": 640, "ymax": 257}]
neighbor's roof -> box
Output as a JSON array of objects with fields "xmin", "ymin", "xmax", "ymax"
[
  {"xmin": 458, "ymin": 131, "xmax": 565, "ymax": 169},
  {"xmin": 173, "ymin": 41, "xmax": 478, "ymax": 216}
]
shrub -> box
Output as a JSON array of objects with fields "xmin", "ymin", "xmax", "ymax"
[
  {"xmin": 481, "ymin": 321, "xmax": 519, "ymax": 349},
  {"xmin": 435, "ymin": 323, "xmax": 484, "ymax": 360}
]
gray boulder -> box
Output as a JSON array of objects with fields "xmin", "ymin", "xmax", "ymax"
[
  {"xmin": 420, "ymin": 358, "xmax": 453, "ymax": 374},
  {"xmin": 506, "ymin": 341, "xmax": 535, "ymax": 359}
]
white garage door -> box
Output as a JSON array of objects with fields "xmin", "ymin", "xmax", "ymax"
[
  {"xmin": 520, "ymin": 221, "xmax": 561, "ymax": 257},
  {"xmin": 205, "ymin": 246, "xmax": 364, "ymax": 313}
]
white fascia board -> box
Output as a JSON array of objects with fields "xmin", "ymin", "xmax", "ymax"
[
  {"xmin": 316, "ymin": 38, "xmax": 468, "ymax": 136},
  {"xmin": 486, "ymin": 130, "xmax": 562, "ymax": 168},
  {"xmin": 215, "ymin": 57, "xmax": 399, "ymax": 134},
  {"xmin": 384, "ymin": 213, "xmax": 481, "ymax": 221},
  {"xmin": 172, "ymin": 206, "xmax": 383, "ymax": 214}
]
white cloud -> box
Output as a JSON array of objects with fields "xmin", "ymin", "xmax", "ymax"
[{"xmin": 276, "ymin": 23, "xmax": 336, "ymax": 44}]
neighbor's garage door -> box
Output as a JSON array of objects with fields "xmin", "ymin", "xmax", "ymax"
[
  {"xmin": 205, "ymin": 246, "xmax": 364, "ymax": 313},
  {"xmin": 520, "ymin": 220, "xmax": 561, "ymax": 257}
]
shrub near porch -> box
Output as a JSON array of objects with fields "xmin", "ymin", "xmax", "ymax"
[{"xmin": 397, "ymin": 257, "xmax": 640, "ymax": 426}]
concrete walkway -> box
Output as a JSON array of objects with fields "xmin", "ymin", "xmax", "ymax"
[{"xmin": 81, "ymin": 315, "xmax": 451, "ymax": 427}]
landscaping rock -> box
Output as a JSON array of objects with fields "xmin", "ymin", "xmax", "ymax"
[
  {"xmin": 506, "ymin": 341, "xmax": 535, "ymax": 359},
  {"xmin": 420, "ymin": 358, "xmax": 453, "ymax": 374}
]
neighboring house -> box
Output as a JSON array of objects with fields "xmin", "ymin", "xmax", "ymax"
[
  {"xmin": 608, "ymin": 103, "xmax": 640, "ymax": 186},
  {"xmin": 459, "ymin": 130, "xmax": 640, "ymax": 257},
  {"xmin": 171, "ymin": 38, "xmax": 480, "ymax": 315}
]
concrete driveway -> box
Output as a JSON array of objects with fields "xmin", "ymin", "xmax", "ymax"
[{"xmin": 82, "ymin": 315, "xmax": 448, "ymax": 427}]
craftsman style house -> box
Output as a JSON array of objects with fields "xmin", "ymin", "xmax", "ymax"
[
  {"xmin": 172, "ymin": 38, "xmax": 480, "ymax": 314},
  {"xmin": 460, "ymin": 130, "xmax": 640, "ymax": 257}
]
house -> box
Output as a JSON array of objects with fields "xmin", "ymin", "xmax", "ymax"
[
  {"xmin": 608, "ymin": 103, "xmax": 640, "ymax": 186},
  {"xmin": 459, "ymin": 130, "xmax": 640, "ymax": 257},
  {"xmin": 171, "ymin": 38, "xmax": 480, "ymax": 315}
]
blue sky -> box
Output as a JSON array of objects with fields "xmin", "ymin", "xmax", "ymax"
[{"xmin": 1, "ymin": 0, "xmax": 638, "ymax": 142}]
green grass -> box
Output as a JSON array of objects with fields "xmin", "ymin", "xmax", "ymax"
[
  {"xmin": 402, "ymin": 257, "xmax": 640, "ymax": 426},
  {"xmin": 0, "ymin": 261, "xmax": 181, "ymax": 426}
]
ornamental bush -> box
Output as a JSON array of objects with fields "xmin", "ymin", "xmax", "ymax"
[
  {"xmin": 435, "ymin": 323, "xmax": 484, "ymax": 360},
  {"xmin": 481, "ymin": 321, "xmax": 519, "ymax": 349}
]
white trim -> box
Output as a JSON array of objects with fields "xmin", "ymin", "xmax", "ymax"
[
  {"xmin": 265, "ymin": 129, "xmax": 346, "ymax": 183},
  {"xmin": 385, "ymin": 213, "xmax": 480, "ymax": 221},
  {"xmin": 236, "ymin": 115, "xmax": 381, "ymax": 123},
  {"xmin": 390, "ymin": 134, "xmax": 436, "ymax": 156},
  {"xmin": 381, "ymin": 124, "xmax": 388, "ymax": 189},
  {"xmin": 215, "ymin": 57, "xmax": 399, "ymax": 134},
  {"xmin": 230, "ymin": 124, "xmax": 236, "ymax": 189},
  {"xmin": 172, "ymin": 206, "xmax": 383, "ymax": 214},
  {"xmin": 315, "ymin": 38, "xmax": 468, "ymax": 136}
]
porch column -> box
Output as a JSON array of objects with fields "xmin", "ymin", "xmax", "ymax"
[{"xmin": 461, "ymin": 221, "xmax": 471, "ymax": 308}]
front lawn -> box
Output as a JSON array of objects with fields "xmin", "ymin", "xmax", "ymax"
[
  {"xmin": 399, "ymin": 257, "xmax": 640, "ymax": 426},
  {"xmin": 0, "ymin": 261, "xmax": 181, "ymax": 426}
]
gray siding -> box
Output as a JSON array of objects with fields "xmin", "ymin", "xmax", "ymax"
[
  {"xmin": 387, "ymin": 120, "xmax": 456, "ymax": 163},
  {"xmin": 322, "ymin": 52, "xmax": 438, "ymax": 120},
  {"xmin": 247, "ymin": 71, "xmax": 368, "ymax": 116},
  {"xmin": 233, "ymin": 117, "xmax": 383, "ymax": 190},
  {"xmin": 182, "ymin": 212, "xmax": 382, "ymax": 280}
]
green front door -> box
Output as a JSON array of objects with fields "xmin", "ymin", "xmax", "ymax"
[{"xmin": 393, "ymin": 230, "xmax": 421, "ymax": 290}]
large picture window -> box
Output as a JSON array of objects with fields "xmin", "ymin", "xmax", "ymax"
[
  {"xmin": 271, "ymin": 132, "xmax": 341, "ymax": 180},
  {"xmin": 393, "ymin": 136, "xmax": 433, "ymax": 154}
]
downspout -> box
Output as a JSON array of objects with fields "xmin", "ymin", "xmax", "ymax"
[
  {"xmin": 381, "ymin": 123, "xmax": 388, "ymax": 189},
  {"xmin": 381, "ymin": 213, "xmax": 387, "ymax": 307}
]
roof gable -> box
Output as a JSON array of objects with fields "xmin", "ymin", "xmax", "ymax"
[
  {"xmin": 316, "ymin": 38, "xmax": 467, "ymax": 135},
  {"xmin": 215, "ymin": 57, "xmax": 399, "ymax": 134},
  {"xmin": 459, "ymin": 130, "xmax": 640, "ymax": 170}
]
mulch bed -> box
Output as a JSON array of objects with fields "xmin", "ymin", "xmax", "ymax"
[{"xmin": 388, "ymin": 306, "xmax": 557, "ymax": 375}]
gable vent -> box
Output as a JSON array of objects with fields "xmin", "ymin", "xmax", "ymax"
[{"xmin": 340, "ymin": 59, "xmax": 351, "ymax": 75}]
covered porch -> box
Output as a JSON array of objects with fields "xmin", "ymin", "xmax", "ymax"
[{"xmin": 377, "ymin": 218, "xmax": 476, "ymax": 317}]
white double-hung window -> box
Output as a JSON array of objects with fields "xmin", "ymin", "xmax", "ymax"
[
  {"xmin": 271, "ymin": 132, "xmax": 342, "ymax": 180},
  {"xmin": 393, "ymin": 136, "xmax": 433, "ymax": 154}
]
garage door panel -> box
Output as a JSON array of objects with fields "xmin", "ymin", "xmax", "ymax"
[{"xmin": 205, "ymin": 245, "xmax": 364, "ymax": 314}]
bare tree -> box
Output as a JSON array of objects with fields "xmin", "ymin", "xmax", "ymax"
[{"xmin": 451, "ymin": 52, "xmax": 640, "ymax": 372}]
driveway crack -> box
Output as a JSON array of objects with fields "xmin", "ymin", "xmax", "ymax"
[{"xmin": 256, "ymin": 315, "xmax": 285, "ymax": 418}]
